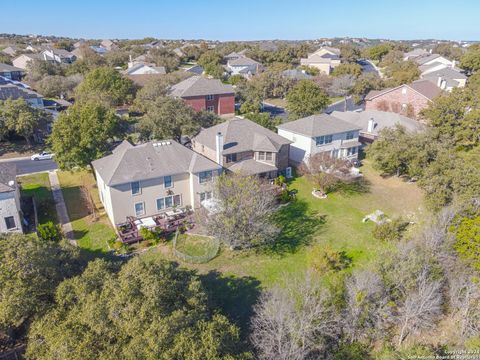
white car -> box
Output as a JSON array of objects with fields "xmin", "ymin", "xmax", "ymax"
[{"xmin": 31, "ymin": 151, "xmax": 54, "ymax": 161}]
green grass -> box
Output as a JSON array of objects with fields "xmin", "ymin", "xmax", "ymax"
[
  {"xmin": 175, "ymin": 233, "xmax": 218, "ymax": 257},
  {"xmin": 18, "ymin": 173, "xmax": 57, "ymax": 224},
  {"xmin": 57, "ymin": 170, "xmax": 115, "ymax": 253},
  {"xmin": 141, "ymin": 161, "xmax": 425, "ymax": 286}
]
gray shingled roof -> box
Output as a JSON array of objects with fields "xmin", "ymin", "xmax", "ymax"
[
  {"xmin": 168, "ymin": 76, "xmax": 234, "ymax": 98},
  {"xmin": 415, "ymin": 53, "xmax": 442, "ymax": 65},
  {"xmin": 277, "ymin": 114, "xmax": 361, "ymax": 137},
  {"xmin": 193, "ymin": 117, "xmax": 291, "ymax": 155},
  {"xmin": 331, "ymin": 110, "xmax": 426, "ymax": 136},
  {"xmin": 92, "ymin": 140, "xmax": 221, "ymax": 186},
  {"xmin": 0, "ymin": 163, "xmax": 17, "ymax": 193},
  {"xmin": 0, "ymin": 83, "xmax": 43, "ymax": 101},
  {"xmin": 125, "ymin": 63, "xmax": 166, "ymax": 75},
  {"xmin": 422, "ymin": 66, "xmax": 466, "ymax": 81},
  {"xmin": 0, "ymin": 63, "xmax": 24, "ymax": 73},
  {"xmin": 227, "ymin": 56, "xmax": 260, "ymax": 66}
]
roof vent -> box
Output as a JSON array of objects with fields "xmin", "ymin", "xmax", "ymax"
[{"xmin": 8, "ymin": 180, "xmax": 15, "ymax": 187}]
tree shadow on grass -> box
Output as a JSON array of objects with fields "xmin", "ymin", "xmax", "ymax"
[
  {"xmin": 262, "ymin": 199, "xmax": 327, "ymax": 256},
  {"xmin": 335, "ymin": 177, "xmax": 371, "ymax": 196},
  {"xmin": 200, "ymin": 271, "xmax": 261, "ymax": 340}
]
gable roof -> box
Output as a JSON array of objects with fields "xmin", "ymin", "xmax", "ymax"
[
  {"xmin": 0, "ymin": 81, "xmax": 43, "ymax": 101},
  {"xmin": 331, "ymin": 110, "xmax": 426, "ymax": 135},
  {"xmin": 193, "ymin": 117, "xmax": 291, "ymax": 155},
  {"xmin": 168, "ymin": 76, "xmax": 234, "ymax": 97},
  {"xmin": 125, "ymin": 63, "xmax": 166, "ymax": 75},
  {"xmin": 0, "ymin": 63, "xmax": 24, "ymax": 73},
  {"xmin": 92, "ymin": 140, "xmax": 220, "ymax": 186},
  {"xmin": 0, "ymin": 163, "xmax": 17, "ymax": 193},
  {"xmin": 277, "ymin": 113, "xmax": 361, "ymax": 137},
  {"xmin": 421, "ymin": 66, "xmax": 467, "ymax": 81},
  {"xmin": 227, "ymin": 56, "xmax": 260, "ymax": 66},
  {"xmin": 314, "ymin": 46, "xmax": 341, "ymax": 56},
  {"xmin": 365, "ymin": 80, "xmax": 442, "ymax": 102},
  {"xmin": 415, "ymin": 53, "xmax": 443, "ymax": 65}
]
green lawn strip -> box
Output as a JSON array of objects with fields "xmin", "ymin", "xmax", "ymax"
[
  {"xmin": 18, "ymin": 173, "xmax": 57, "ymax": 224},
  {"xmin": 57, "ymin": 170, "xmax": 115, "ymax": 253},
  {"xmin": 175, "ymin": 233, "xmax": 217, "ymax": 257}
]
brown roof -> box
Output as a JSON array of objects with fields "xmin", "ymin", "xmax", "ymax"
[
  {"xmin": 365, "ymin": 80, "xmax": 442, "ymax": 102},
  {"xmin": 168, "ymin": 76, "xmax": 234, "ymax": 98},
  {"xmin": 127, "ymin": 73, "xmax": 166, "ymax": 87}
]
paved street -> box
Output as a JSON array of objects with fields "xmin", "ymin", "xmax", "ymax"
[
  {"xmin": 0, "ymin": 157, "xmax": 58, "ymax": 175},
  {"xmin": 262, "ymin": 102, "xmax": 289, "ymax": 122},
  {"xmin": 357, "ymin": 59, "xmax": 383, "ymax": 77}
]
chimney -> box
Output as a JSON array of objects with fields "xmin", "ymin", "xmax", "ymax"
[
  {"xmin": 215, "ymin": 132, "xmax": 224, "ymax": 166},
  {"xmin": 437, "ymin": 76, "xmax": 443, "ymax": 87},
  {"xmin": 367, "ymin": 118, "xmax": 375, "ymax": 133}
]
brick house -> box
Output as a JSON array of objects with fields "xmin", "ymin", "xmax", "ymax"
[
  {"xmin": 365, "ymin": 80, "xmax": 442, "ymax": 119},
  {"xmin": 167, "ymin": 76, "xmax": 235, "ymax": 117}
]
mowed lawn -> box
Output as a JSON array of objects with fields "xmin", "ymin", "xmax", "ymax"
[
  {"xmin": 18, "ymin": 172, "xmax": 57, "ymax": 224},
  {"xmin": 57, "ymin": 170, "xmax": 115, "ymax": 253},
  {"xmin": 141, "ymin": 160, "xmax": 425, "ymax": 286}
]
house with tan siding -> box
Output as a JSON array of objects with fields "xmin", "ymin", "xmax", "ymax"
[
  {"xmin": 92, "ymin": 140, "xmax": 221, "ymax": 227},
  {"xmin": 192, "ymin": 117, "xmax": 292, "ymax": 179}
]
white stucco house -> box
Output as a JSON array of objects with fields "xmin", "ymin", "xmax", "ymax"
[
  {"xmin": 277, "ymin": 113, "xmax": 362, "ymax": 164},
  {"xmin": 0, "ymin": 164, "xmax": 23, "ymax": 234}
]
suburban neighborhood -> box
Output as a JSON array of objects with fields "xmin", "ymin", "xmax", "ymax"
[{"xmin": 1, "ymin": 1, "xmax": 480, "ymax": 359}]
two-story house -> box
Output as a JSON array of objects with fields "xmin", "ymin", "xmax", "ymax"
[
  {"xmin": 192, "ymin": 117, "xmax": 292, "ymax": 179},
  {"xmin": 226, "ymin": 56, "xmax": 262, "ymax": 78},
  {"xmin": 0, "ymin": 63, "xmax": 25, "ymax": 81},
  {"xmin": 167, "ymin": 76, "xmax": 235, "ymax": 117},
  {"xmin": 41, "ymin": 49, "xmax": 76, "ymax": 64},
  {"xmin": 0, "ymin": 164, "xmax": 23, "ymax": 234},
  {"xmin": 92, "ymin": 140, "xmax": 222, "ymax": 227},
  {"xmin": 277, "ymin": 113, "xmax": 362, "ymax": 164},
  {"xmin": 300, "ymin": 46, "xmax": 341, "ymax": 75}
]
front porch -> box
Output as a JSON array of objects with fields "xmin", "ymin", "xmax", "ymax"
[{"xmin": 117, "ymin": 208, "xmax": 194, "ymax": 244}]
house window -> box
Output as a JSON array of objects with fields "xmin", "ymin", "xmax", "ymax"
[
  {"xmin": 164, "ymin": 175, "xmax": 173, "ymax": 188},
  {"xmin": 346, "ymin": 132, "xmax": 354, "ymax": 140},
  {"xmin": 207, "ymin": 105, "xmax": 215, "ymax": 112},
  {"xmin": 266, "ymin": 152, "xmax": 273, "ymax": 161},
  {"xmin": 131, "ymin": 181, "xmax": 141, "ymax": 195},
  {"xmin": 258, "ymin": 152, "xmax": 265, "ymax": 161},
  {"xmin": 226, "ymin": 153, "xmax": 237, "ymax": 163},
  {"xmin": 206, "ymin": 94, "xmax": 214, "ymax": 101},
  {"xmin": 315, "ymin": 135, "xmax": 332, "ymax": 146},
  {"xmin": 402, "ymin": 88, "xmax": 407, "ymax": 94},
  {"xmin": 199, "ymin": 170, "xmax": 213, "ymax": 184},
  {"xmin": 347, "ymin": 147, "xmax": 357, "ymax": 156},
  {"xmin": 4, "ymin": 216, "xmax": 15, "ymax": 230},
  {"xmin": 200, "ymin": 191, "xmax": 212, "ymax": 202},
  {"xmin": 134, "ymin": 202, "xmax": 145, "ymax": 217},
  {"xmin": 157, "ymin": 195, "xmax": 182, "ymax": 211}
]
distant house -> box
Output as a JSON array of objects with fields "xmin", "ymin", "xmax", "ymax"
[
  {"xmin": 192, "ymin": 117, "xmax": 292, "ymax": 178},
  {"xmin": 226, "ymin": 56, "xmax": 262, "ymax": 78},
  {"xmin": 167, "ymin": 76, "xmax": 235, "ymax": 117},
  {"xmin": 223, "ymin": 50, "xmax": 247, "ymax": 62},
  {"xmin": 0, "ymin": 77, "xmax": 44, "ymax": 108},
  {"xmin": 281, "ymin": 69, "xmax": 312, "ymax": 80},
  {"xmin": 403, "ymin": 48, "xmax": 430, "ymax": 61},
  {"xmin": 0, "ymin": 63, "xmax": 24, "ymax": 81},
  {"xmin": 300, "ymin": 46, "xmax": 341, "ymax": 75},
  {"xmin": 277, "ymin": 113, "xmax": 361, "ymax": 164},
  {"xmin": 92, "ymin": 140, "xmax": 221, "ymax": 226},
  {"xmin": 1, "ymin": 46, "xmax": 19, "ymax": 57},
  {"xmin": 0, "ymin": 164, "xmax": 22, "ymax": 234},
  {"xmin": 414, "ymin": 53, "xmax": 454, "ymax": 68},
  {"xmin": 365, "ymin": 80, "xmax": 442, "ymax": 119},
  {"xmin": 331, "ymin": 110, "xmax": 426, "ymax": 144},
  {"xmin": 100, "ymin": 39, "xmax": 118, "ymax": 51},
  {"xmin": 125, "ymin": 63, "xmax": 166, "ymax": 75},
  {"xmin": 12, "ymin": 53, "xmax": 41, "ymax": 70},
  {"xmin": 41, "ymin": 49, "xmax": 76, "ymax": 64},
  {"xmin": 421, "ymin": 67, "xmax": 467, "ymax": 91}
]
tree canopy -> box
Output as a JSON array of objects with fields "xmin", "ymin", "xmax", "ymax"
[
  {"xmin": 75, "ymin": 67, "xmax": 136, "ymax": 106},
  {"xmin": 50, "ymin": 101, "xmax": 122, "ymax": 169},
  {"xmin": 27, "ymin": 257, "xmax": 249, "ymax": 359},
  {"xmin": 286, "ymin": 80, "xmax": 329, "ymax": 119}
]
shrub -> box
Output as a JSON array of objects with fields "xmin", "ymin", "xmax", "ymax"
[
  {"xmin": 451, "ymin": 216, "xmax": 480, "ymax": 270},
  {"xmin": 36, "ymin": 221, "xmax": 61, "ymax": 242},
  {"xmin": 139, "ymin": 226, "xmax": 164, "ymax": 244},
  {"xmin": 372, "ymin": 218, "xmax": 409, "ymax": 242},
  {"xmin": 307, "ymin": 245, "xmax": 351, "ymax": 274}
]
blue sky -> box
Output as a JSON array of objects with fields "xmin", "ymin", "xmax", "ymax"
[{"xmin": 2, "ymin": 0, "xmax": 479, "ymax": 41}]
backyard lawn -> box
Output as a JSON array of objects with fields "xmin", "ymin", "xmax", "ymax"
[
  {"xmin": 141, "ymin": 160, "xmax": 425, "ymax": 286},
  {"xmin": 18, "ymin": 173, "xmax": 57, "ymax": 225},
  {"xmin": 57, "ymin": 169, "xmax": 115, "ymax": 253}
]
